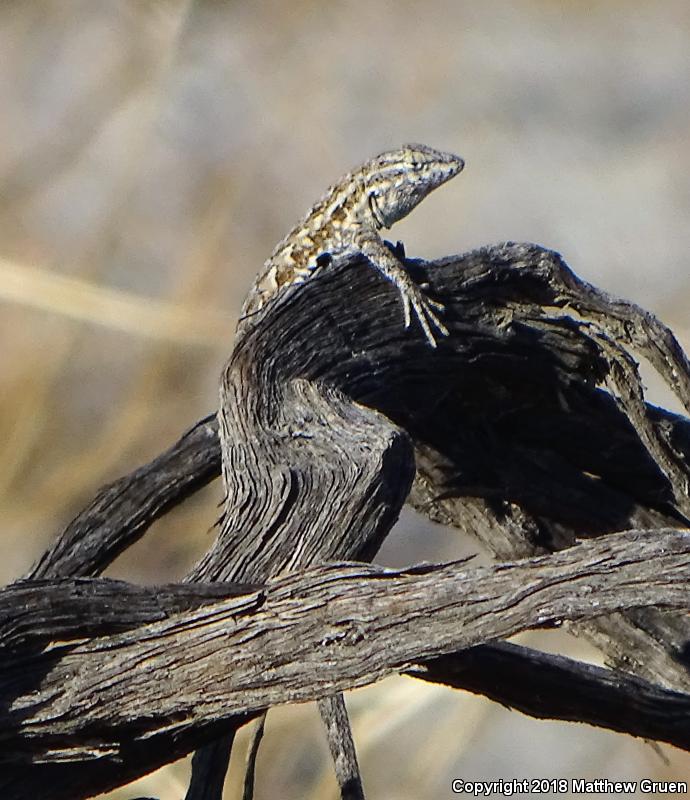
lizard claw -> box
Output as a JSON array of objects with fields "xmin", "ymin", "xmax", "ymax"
[
  {"xmin": 424, "ymin": 296, "xmax": 445, "ymax": 312},
  {"xmin": 399, "ymin": 283, "xmax": 448, "ymax": 348},
  {"xmin": 412, "ymin": 293, "xmax": 449, "ymax": 348}
]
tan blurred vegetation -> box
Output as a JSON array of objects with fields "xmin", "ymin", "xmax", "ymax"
[{"xmin": 2, "ymin": 1, "xmax": 689, "ymax": 797}]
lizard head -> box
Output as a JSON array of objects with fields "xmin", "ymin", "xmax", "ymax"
[{"xmin": 362, "ymin": 144, "xmax": 464, "ymax": 229}]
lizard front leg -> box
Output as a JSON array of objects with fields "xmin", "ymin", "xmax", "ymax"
[{"xmin": 353, "ymin": 229, "xmax": 448, "ymax": 347}]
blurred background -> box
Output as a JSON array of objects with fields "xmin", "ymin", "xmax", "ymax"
[{"xmin": 1, "ymin": 0, "xmax": 689, "ymax": 797}]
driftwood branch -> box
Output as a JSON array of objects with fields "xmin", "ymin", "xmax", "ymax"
[
  {"xmin": 3, "ymin": 529, "xmax": 690, "ymax": 799},
  {"xmin": 413, "ymin": 640, "xmax": 690, "ymax": 746},
  {"xmin": 7, "ymin": 241, "xmax": 690, "ymax": 798},
  {"xmin": 28, "ymin": 415, "xmax": 220, "ymax": 580}
]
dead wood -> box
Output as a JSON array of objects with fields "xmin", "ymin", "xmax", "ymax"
[
  {"xmin": 7, "ymin": 241, "xmax": 690, "ymax": 798},
  {"xmin": 3, "ymin": 529, "xmax": 690, "ymax": 799}
]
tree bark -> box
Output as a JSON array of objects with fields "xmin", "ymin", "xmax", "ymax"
[
  {"xmin": 3, "ymin": 529, "xmax": 690, "ymax": 799},
  {"xmin": 8, "ymin": 241, "xmax": 690, "ymax": 798}
]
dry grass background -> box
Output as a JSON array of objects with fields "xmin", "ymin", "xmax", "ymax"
[{"xmin": 2, "ymin": 1, "xmax": 690, "ymax": 797}]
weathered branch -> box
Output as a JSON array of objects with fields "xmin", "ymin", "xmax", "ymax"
[
  {"xmin": 2, "ymin": 529, "xmax": 690, "ymax": 800},
  {"xmin": 411, "ymin": 641, "xmax": 690, "ymax": 745},
  {"xmin": 10, "ymin": 241, "xmax": 690, "ymax": 798},
  {"xmin": 27, "ymin": 415, "xmax": 220, "ymax": 580}
]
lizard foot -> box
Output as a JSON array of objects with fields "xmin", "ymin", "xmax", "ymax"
[{"xmin": 399, "ymin": 283, "xmax": 449, "ymax": 348}]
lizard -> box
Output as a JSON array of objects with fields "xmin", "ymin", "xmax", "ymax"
[
  {"xmin": 214, "ymin": 145, "xmax": 465, "ymax": 800},
  {"xmin": 239, "ymin": 143, "xmax": 465, "ymax": 346}
]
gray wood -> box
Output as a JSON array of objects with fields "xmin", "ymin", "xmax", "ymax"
[
  {"xmin": 2, "ymin": 529, "xmax": 690, "ymax": 798},
  {"xmin": 187, "ymin": 262, "xmax": 416, "ymax": 800},
  {"xmin": 8, "ymin": 241, "xmax": 690, "ymax": 798}
]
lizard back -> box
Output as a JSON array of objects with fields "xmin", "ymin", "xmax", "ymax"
[{"xmin": 240, "ymin": 143, "xmax": 464, "ymax": 320}]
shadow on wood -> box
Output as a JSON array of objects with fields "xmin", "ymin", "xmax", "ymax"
[{"xmin": 4, "ymin": 241, "xmax": 690, "ymax": 798}]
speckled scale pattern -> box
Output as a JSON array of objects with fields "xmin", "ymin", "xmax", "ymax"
[{"xmin": 241, "ymin": 143, "xmax": 464, "ymax": 346}]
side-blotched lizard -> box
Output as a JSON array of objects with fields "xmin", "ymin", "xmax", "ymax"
[{"xmin": 240, "ymin": 143, "xmax": 464, "ymax": 346}]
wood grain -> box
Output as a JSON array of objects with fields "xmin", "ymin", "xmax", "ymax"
[{"xmin": 7, "ymin": 241, "xmax": 690, "ymax": 799}]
